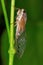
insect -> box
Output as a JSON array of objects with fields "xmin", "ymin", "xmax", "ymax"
[
  {"xmin": 15, "ymin": 8, "xmax": 27, "ymax": 58},
  {"xmin": 15, "ymin": 8, "xmax": 27, "ymax": 39}
]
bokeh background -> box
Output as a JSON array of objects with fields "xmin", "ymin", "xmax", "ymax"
[{"xmin": 0, "ymin": 0, "xmax": 43, "ymax": 65}]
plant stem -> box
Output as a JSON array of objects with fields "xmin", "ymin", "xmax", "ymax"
[
  {"xmin": 1, "ymin": 0, "xmax": 16, "ymax": 65},
  {"xmin": 9, "ymin": 0, "xmax": 16, "ymax": 65},
  {"xmin": 1, "ymin": 0, "xmax": 9, "ymax": 40}
]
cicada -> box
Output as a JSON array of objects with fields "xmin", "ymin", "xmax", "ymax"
[{"xmin": 15, "ymin": 8, "xmax": 27, "ymax": 58}]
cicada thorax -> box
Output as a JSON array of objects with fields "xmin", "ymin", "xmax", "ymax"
[
  {"xmin": 15, "ymin": 8, "xmax": 27, "ymax": 58},
  {"xmin": 16, "ymin": 16, "xmax": 26, "ymax": 39}
]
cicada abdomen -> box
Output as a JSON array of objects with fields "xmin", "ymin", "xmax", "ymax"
[
  {"xmin": 15, "ymin": 9, "xmax": 27, "ymax": 58},
  {"xmin": 15, "ymin": 31, "xmax": 26, "ymax": 58}
]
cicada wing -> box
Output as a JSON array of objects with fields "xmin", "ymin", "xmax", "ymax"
[{"xmin": 15, "ymin": 31, "xmax": 26, "ymax": 58}]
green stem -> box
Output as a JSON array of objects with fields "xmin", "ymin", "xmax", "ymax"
[
  {"xmin": 8, "ymin": 0, "xmax": 16, "ymax": 65},
  {"xmin": 1, "ymin": 0, "xmax": 9, "ymax": 40},
  {"xmin": 1, "ymin": 0, "xmax": 16, "ymax": 65}
]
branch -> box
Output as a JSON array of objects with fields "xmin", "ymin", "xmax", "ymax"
[
  {"xmin": 8, "ymin": 0, "xmax": 16, "ymax": 65},
  {"xmin": 1, "ymin": 0, "xmax": 9, "ymax": 40}
]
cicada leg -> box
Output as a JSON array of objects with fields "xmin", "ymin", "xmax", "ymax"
[{"xmin": 10, "ymin": 22, "xmax": 17, "ymax": 27}]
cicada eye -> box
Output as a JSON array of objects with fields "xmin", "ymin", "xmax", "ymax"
[
  {"xmin": 23, "ymin": 10, "xmax": 26, "ymax": 13},
  {"xmin": 22, "ymin": 9, "xmax": 26, "ymax": 13}
]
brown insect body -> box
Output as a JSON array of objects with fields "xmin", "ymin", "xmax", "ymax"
[{"xmin": 16, "ymin": 9, "xmax": 27, "ymax": 39}]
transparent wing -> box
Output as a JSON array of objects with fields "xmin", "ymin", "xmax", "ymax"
[{"xmin": 15, "ymin": 31, "xmax": 26, "ymax": 58}]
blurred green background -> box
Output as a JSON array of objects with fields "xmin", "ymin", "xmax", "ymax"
[{"xmin": 0, "ymin": 0, "xmax": 43, "ymax": 65}]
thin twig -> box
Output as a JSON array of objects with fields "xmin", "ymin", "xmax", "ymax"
[
  {"xmin": 8, "ymin": 0, "xmax": 16, "ymax": 65},
  {"xmin": 1, "ymin": 0, "xmax": 10, "ymax": 40}
]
